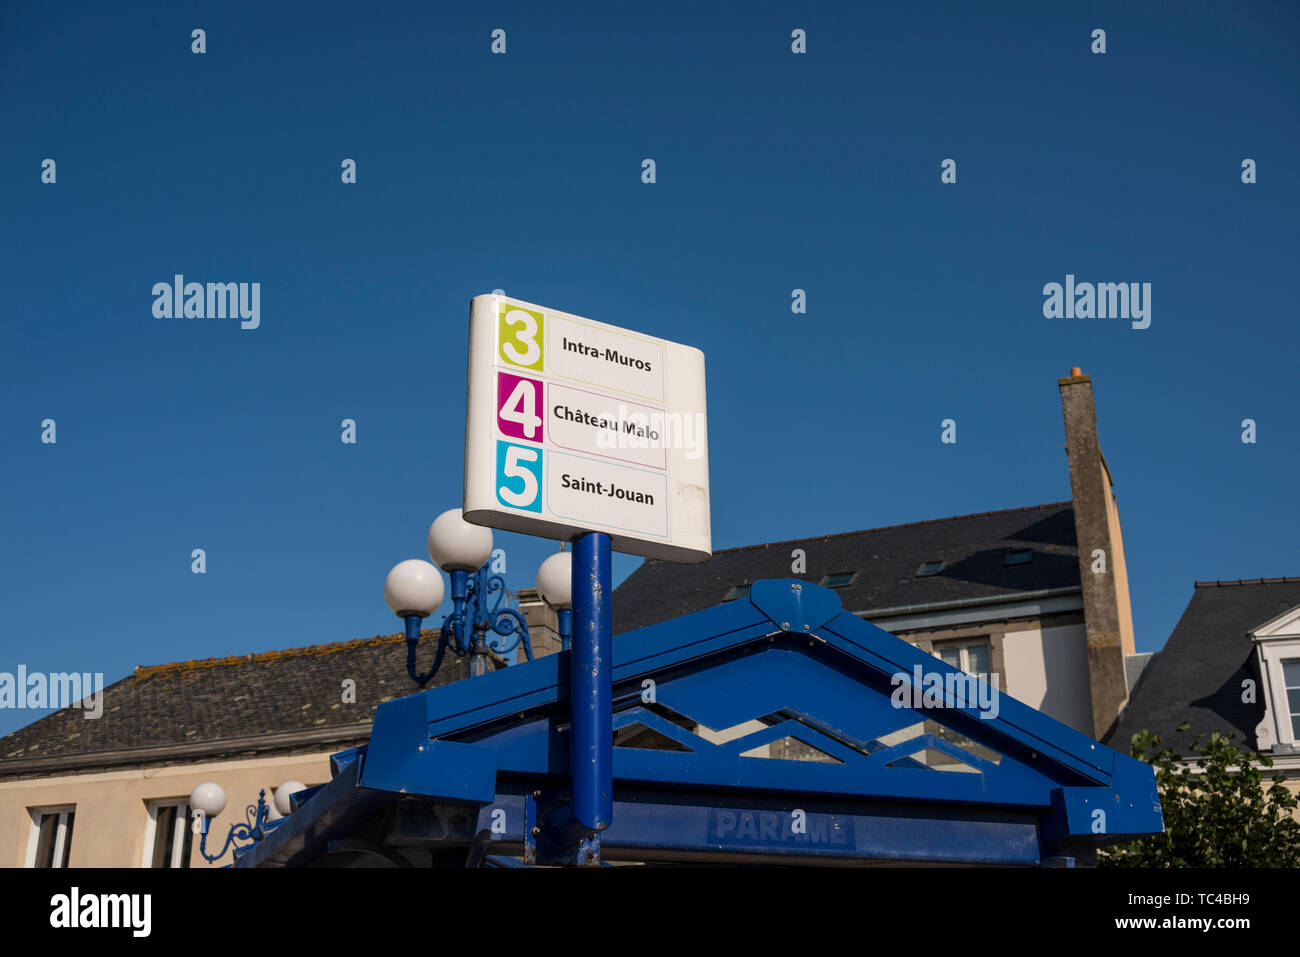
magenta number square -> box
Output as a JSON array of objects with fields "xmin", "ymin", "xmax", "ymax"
[{"xmin": 496, "ymin": 371, "xmax": 544, "ymax": 443}]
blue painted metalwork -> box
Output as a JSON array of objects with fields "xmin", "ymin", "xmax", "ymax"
[
  {"xmin": 404, "ymin": 562, "xmax": 533, "ymax": 687},
  {"xmin": 570, "ymin": 533, "xmax": 613, "ymax": 844},
  {"xmin": 235, "ymin": 579, "xmax": 1163, "ymax": 867},
  {"xmin": 198, "ymin": 789, "xmax": 278, "ymax": 864},
  {"xmin": 557, "ymin": 608, "xmax": 572, "ymax": 652}
]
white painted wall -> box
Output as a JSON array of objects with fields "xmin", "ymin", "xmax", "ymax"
[{"xmin": 1001, "ymin": 623, "xmax": 1092, "ymax": 736}]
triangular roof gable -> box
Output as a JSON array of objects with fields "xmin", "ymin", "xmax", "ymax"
[
  {"xmin": 361, "ymin": 580, "xmax": 1159, "ymax": 838},
  {"xmin": 1251, "ymin": 603, "xmax": 1300, "ymax": 639}
]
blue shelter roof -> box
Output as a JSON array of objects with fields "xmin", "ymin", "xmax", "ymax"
[{"xmin": 236, "ymin": 580, "xmax": 1161, "ymax": 867}]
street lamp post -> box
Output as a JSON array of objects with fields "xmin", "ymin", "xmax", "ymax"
[
  {"xmin": 190, "ymin": 780, "xmax": 306, "ymax": 864},
  {"xmin": 384, "ymin": 511, "xmax": 606, "ymax": 864},
  {"xmin": 385, "ymin": 509, "xmax": 541, "ymax": 687}
]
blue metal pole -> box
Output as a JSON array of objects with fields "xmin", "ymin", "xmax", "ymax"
[
  {"xmin": 448, "ymin": 568, "xmax": 470, "ymax": 654},
  {"xmin": 557, "ymin": 608, "xmax": 572, "ymax": 652},
  {"xmin": 467, "ymin": 567, "xmax": 489, "ymax": 677},
  {"xmin": 571, "ymin": 532, "xmax": 612, "ymax": 837}
]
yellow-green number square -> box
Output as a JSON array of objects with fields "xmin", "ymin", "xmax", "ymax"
[{"xmin": 498, "ymin": 303, "xmax": 544, "ymax": 371}]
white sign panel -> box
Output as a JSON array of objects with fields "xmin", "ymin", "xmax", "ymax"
[{"xmin": 463, "ymin": 294, "xmax": 711, "ymax": 562}]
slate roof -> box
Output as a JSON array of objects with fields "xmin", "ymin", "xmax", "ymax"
[
  {"xmin": 0, "ymin": 630, "xmax": 469, "ymax": 778},
  {"xmin": 1110, "ymin": 579, "xmax": 1300, "ymax": 755},
  {"xmin": 612, "ymin": 502, "xmax": 1082, "ymax": 633},
  {"xmin": 1, "ymin": 502, "xmax": 1084, "ymax": 775}
]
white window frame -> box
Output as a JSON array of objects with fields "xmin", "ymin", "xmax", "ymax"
[
  {"xmin": 141, "ymin": 798, "xmax": 192, "ymax": 868},
  {"xmin": 1258, "ymin": 649, "xmax": 1300, "ymax": 750},
  {"xmin": 1283, "ymin": 659, "xmax": 1300, "ymax": 742},
  {"xmin": 25, "ymin": 805, "xmax": 75, "ymax": 868},
  {"xmin": 1249, "ymin": 604, "xmax": 1300, "ymax": 752},
  {"xmin": 933, "ymin": 637, "xmax": 992, "ymax": 677}
]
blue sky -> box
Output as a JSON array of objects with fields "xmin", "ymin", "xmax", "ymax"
[{"xmin": 2, "ymin": 1, "xmax": 1297, "ymax": 737}]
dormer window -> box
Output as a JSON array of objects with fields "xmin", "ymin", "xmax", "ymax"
[
  {"xmin": 1250, "ymin": 603, "xmax": 1300, "ymax": 753},
  {"xmin": 916, "ymin": 561, "xmax": 944, "ymax": 577},
  {"xmin": 1003, "ymin": 549, "xmax": 1033, "ymax": 567}
]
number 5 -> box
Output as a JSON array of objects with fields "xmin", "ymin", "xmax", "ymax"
[{"xmin": 499, "ymin": 445, "xmax": 540, "ymax": 508}]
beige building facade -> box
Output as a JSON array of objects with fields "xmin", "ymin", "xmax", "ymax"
[{"xmin": 2, "ymin": 751, "xmax": 333, "ymax": 868}]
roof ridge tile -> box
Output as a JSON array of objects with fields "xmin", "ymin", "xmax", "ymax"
[
  {"xmin": 131, "ymin": 629, "xmax": 439, "ymax": 680},
  {"xmin": 1194, "ymin": 577, "xmax": 1300, "ymax": 588}
]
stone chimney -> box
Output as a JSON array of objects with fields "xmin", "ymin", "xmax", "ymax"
[
  {"xmin": 1059, "ymin": 368, "xmax": 1137, "ymax": 741},
  {"xmin": 516, "ymin": 587, "xmax": 563, "ymax": 659}
]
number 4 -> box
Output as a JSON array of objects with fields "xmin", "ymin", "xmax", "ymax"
[{"xmin": 500, "ymin": 378, "xmax": 541, "ymax": 440}]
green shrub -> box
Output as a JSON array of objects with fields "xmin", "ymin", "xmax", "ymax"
[{"xmin": 1100, "ymin": 723, "xmax": 1300, "ymax": 867}]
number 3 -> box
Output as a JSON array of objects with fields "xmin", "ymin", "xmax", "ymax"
[{"xmin": 501, "ymin": 308, "xmax": 542, "ymax": 368}]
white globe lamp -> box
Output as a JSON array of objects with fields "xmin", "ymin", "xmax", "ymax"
[
  {"xmin": 190, "ymin": 782, "xmax": 227, "ymax": 819},
  {"xmin": 537, "ymin": 551, "xmax": 573, "ymax": 610},
  {"xmin": 384, "ymin": 559, "xmax": 445, "ymax": 618},
  {"xmin": 427, "ymin": 508, "xmax": 494, "ymax": 571},
  {"xmin": 274, "ymin": 781, "xmax": 308, "ymax": 817}
]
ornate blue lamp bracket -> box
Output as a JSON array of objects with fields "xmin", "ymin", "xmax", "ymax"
[
  {"xmin": 404, "ymin": 565, "xmax": 532, "ymax": 688},
  {"xmin": 198, "ymin": 790, "xmax": 272, "ymax": 864}
]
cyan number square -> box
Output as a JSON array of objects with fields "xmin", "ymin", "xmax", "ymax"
[{"xmin": 495, "ymin": 440, "xmax": 543, "ymax": 512}]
